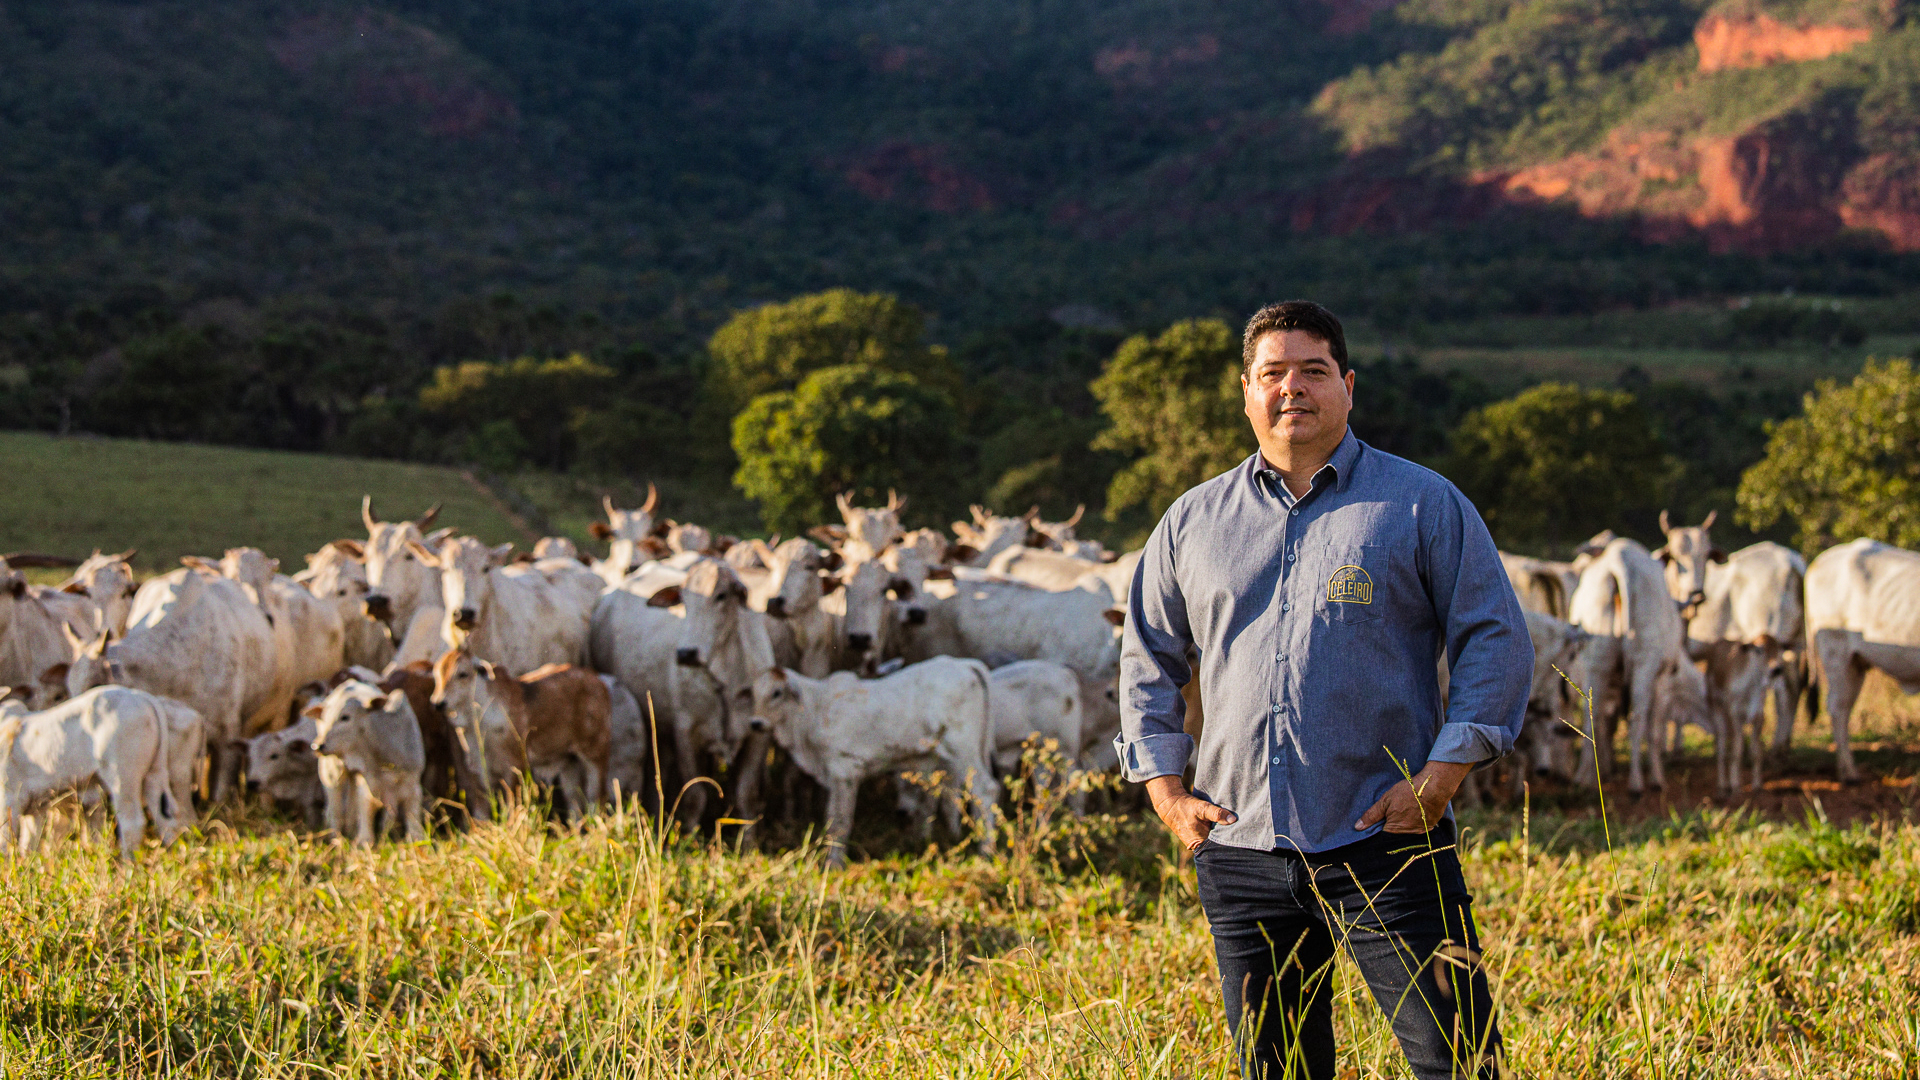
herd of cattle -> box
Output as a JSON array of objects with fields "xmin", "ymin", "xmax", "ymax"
[{"xmin": 0, "ymin": 488, "xmax": 1906, "ymax": 863}]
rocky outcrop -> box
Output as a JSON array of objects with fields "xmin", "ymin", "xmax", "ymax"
[
  {"xmin": 1491, "ymin": 101, "xmax": 1920, "ymax": 251},
  {"xmin": 1694, "ymin": 12, "xmax": 1875, "ymax": 72}
]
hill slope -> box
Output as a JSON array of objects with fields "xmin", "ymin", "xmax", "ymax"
[
  {"xmin": 5, "ymin": 0, "xmax": 1917, "ymax": 339},
  {"xmin": 0, "ymin": 431, "xmax": 532, "ymax": 572}
]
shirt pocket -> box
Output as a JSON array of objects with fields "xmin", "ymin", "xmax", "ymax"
[{"xmin": 1315, "ymin": 541, "xmax": 1388, "ymax": 626}]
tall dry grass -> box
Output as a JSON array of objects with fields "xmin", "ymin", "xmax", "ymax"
[{"xmin": 0, "ymin": 755, "xmax": 1915, "ymax": 1079}]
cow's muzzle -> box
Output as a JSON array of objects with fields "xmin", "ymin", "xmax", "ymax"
[
  {"xmin": 453, "ymin": 608, "xmax": 478, "ymax": 631},
  {"xmin": 675, "ymin": 647, "xmax": 702, "ymax": 667},
  {"xmin": 846, "ymin": 632, "xmax": 873, "ymax": 653},
  {"xmin": 765, "ymin": 596, "xmax": 789, "ymax": 618},
  {"xmin": 363, "ymin": 594, "xmax": 393, "ymax": 622},
  {"xmin": 903, "ymin": 607, "xmax": 927, "ymax": 627},
  {"xmin": 748, "ymin": 715, "xmax": 770, "ymax": 733}
]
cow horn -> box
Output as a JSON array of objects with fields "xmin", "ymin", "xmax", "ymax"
[
  {"xmin": 416, "ymin": 503, "xmax": 441, "ymax": 529},
  {"xmin": 363, "ymin": 495, "xmax": 380, "ymax": 531},
  {"xmin": 1658, "ymin": 509, "xmax": 1671, "ymax": 534},
  {"xmin": 1064, "ymin": 504, "xmax": 1085, "ymax": 528},
  {"xmin": 1700, "ymin": 509, "xmax": 1717, "ymax": 531},
  {"xmin": 1023, "ymin": 505, "xmax": 1040, "ymax": 522},
  {"xmin": 603, "ymin": 494, "xmax": 618, "ymax": 520},
  {"xmin": 113, "ymin": 549, "xmax": 136, "ymax": 564},
  {"xmin": 836, "ymin": 491, "xmax": 854, "ymax": 517},
  {"xmin": 887, "ymin": 489, "xmax": 906, "ymax": 512},
  {"xmin": 641, "ymin": 482, "xmax": 659, "ymax": 515}
]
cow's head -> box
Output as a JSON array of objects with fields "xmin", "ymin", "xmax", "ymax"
[
  {"xmin": 60, "ymin": 550, "xmax": 138, "ymax": 636},
  {"xmin": 950, "ymin": 505, "xmax": 1037, "ymax": 566},
  {"xmin": 410, "ymin": 535, "xmax": 511, "ymax": 635},
  {"xmin": 61, "ymin": 620, "xmax": 122, "ymax": 700},
  {"xmin": 246, "ymin": 716, "xmax": 320, "ymax": 801},
  {"xmin": 839, "ymin": 558, "xmax": 914, "ymax": 665},
  {"xmin": 532, "ymin": 536, "xmax": 582, "ymax": 563},
  {"xmin": 362, "ymin": 497, "xmax": 449, "ymax": 623},
  {"xmin": 663, "ymin": 520, "xmax": 715, "ymax": 556},
  {"xmin": 312, "ymin": 679, "xmax": 409, "ymax": 762},
  {"xmin": 1030, "ymin": 504, "xmax": 1086, "ymax": 548},
  {"xmin": 760, "ymin": 538, "xmax": 826, "ymax": 620},
  {"xmin": 832, "ymin": 490, "xmax": 907, "ymax": 564},
  {"xmin": 746, "ymin": 667, "xmax": 798, "ymax": 738},
  {"xmin": 295, "ymin": 540, "xmax": 371, "ymax": 614},
  {"xmin": 218, "ymin": 547, "xmax": 279, "ymax": 593},
  {"xmin": 674, "ymin": 558, "xmax": 751, "ymax": 668},
  {"xmin": 589, "ymin": 485, "xmax": 658, "ymax": 544},
  {"xmin": 880, "ymin": 545, "xmax": 932, "ymax": 626},
  {"xmin": 1654, "ymin": 510, "xmax": 1724, "ymax": 619}
]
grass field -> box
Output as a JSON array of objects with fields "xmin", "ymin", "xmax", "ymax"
[{"xmin": 0, "ymin": 776, "xmax": 1914, "ymax": 1078}]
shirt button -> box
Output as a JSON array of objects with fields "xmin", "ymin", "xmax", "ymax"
[
  {"xmin": 1282, "ymin": 602, "xmax": 1290, "ymax": 612},
  {"xmin": 1271, "ymin": 704, "xmax": 1280, "ymax": 713},
  {"xmin": 1291, "ymin": 509, "xmax": 1300, "ymax": 516},
  {"xmin": 1276, "ymin": 654, "xmax": 1287, "ymax": 663},
  {"xmin": 1271, "ymin": 756, "xmax": 1282, "ymax": 765},
  {"xmin": 1288, "ymin": 552, "xmax": 1296, "ymax": 562}
]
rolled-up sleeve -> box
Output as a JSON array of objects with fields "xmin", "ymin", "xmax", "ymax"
[
  {"xmin": 1114, "ymin": 506, "xmax": 1196, "ymax": 782},
  {"xmin": 1421, "ymin": 484, "xmax": 1532, "ymax": 766}
]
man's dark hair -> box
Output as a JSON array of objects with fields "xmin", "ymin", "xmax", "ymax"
[{"xmin": 1242, "ymin": 301, "xmax": 1349, "ymax": 376}]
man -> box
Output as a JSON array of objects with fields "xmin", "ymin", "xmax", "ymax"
[{"xmin": 1116, "ymin": 300, "xmax": 1529, "ymax": 1079}]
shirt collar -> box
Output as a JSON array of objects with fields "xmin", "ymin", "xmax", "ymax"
[{"xmin": 1253, "ymin": 428, "xmax": 1363, "ymax": 497}]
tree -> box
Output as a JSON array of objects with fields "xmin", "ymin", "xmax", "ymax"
[
  {"xmin": 1737, "ymin": 358, "xmax": 1920, "ymax": 554},
  {"xmin": 1090, "ymin": 318, "xmax": 1254, "ymax": 522},
  {"xmin": 417, "ymin": 354, "xmax": 617, "ymax": 470},
  {"xmin": 1447, "ymin": 382, "xmax": 1671, "ymax": 554},
  {"xmin": 732, "ymin": 364, "xmax": 961, "ymax": 535},
  {"xmin": 707, "ymin": 290, "xmax": 955, "ymax": 416}
]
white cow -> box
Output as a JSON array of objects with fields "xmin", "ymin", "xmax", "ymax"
[
  {"xmin": 1687, "ymin": 541, "xmax": 1807, "ymax": 763},
  {"xmin": 746, "ymin": 657, "xmax": 1000, "ymax": 867},
  {"xmin": 293, "ymin": 540, "xmax": 396, "ymax": 672},
  {"xmin": 0, "ymin": 685, "xmax": 188, "ymax": 857},
  {"xmin": 670, "ymin": 559, "xmax": 779, "ymax": 821},
  {"xmin": 590, "ymin": 586, "xmax": 693, "ymax": 815},
  {"xmin": 0, "ymin": 560, "xmax": 80, "ymax": 708},
  {"xmin": 1801, "ymin": 537, "xmax": 1920, "ymax": 784},
  {"xmin": 44, "ymin": 549, "xmax": 139, "ymax": 640},
  {"xmin": 985, "ymin": 546, "xmax": 1104, "ymax": 592},
  {"xmin": 1566, "ymin": 538, "xmax": 1708, "ymax": 793},
  {"xmin": 949, "ymin": 505, "xmax": 1040, "ymax": 567},
  {"xmin": 410, "ymin": 536, "xmax": 597, "ymax": 676},
  {"xmin": 812, "ymin": 491, "xmax": 907, "ymax": 566},
  {"xmin": 987, "ymin": 659, "xmax": 1084, "ymax": 788},
  {"xmin": 307, "ymin": 680, "xmax": 427, "ymax": 845},
  {"xmin": 1653, "ymin": 510, "xmax": 1725, "ymax": 618},
  {"xmin": 212, "ymin": 548, "xmax": 347, "ymax": 726},
  {"xmin": 65, "ymin": 568, "xmax": 279, "ymax": 801},
  {"xmin": 749, "ymin": 538, "xmax": 840, "ymax": 678},
  {"xmin": 360, "ymin": 498, "xmax": 452, "ymax": 670},
  {"xmin": 588, "ymin": 485, "xmax": 663, "ymax": 588},
  {"xmin": 600, "ymin": 675, "xmax": 651, "ymax": 809},
  {"xmin": 902, "ymin": 576, "xmax": 1125, "ymax": 681},
  {"xmin": 1701, "ymin": 639, "xmax": 1778, "ymax": 795},
  {"xmin": 1500, "ymin": 552, "xmax": 1581, "ymax": 621},
  {"xmin": 1078, "ymin": 549, "xmax": 1145, "ymax": 604},
  {"xmin": 245, "ymin": 715, "xmax": 325, "ymax": 828}
]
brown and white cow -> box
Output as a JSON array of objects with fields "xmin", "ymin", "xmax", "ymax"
[{"xmin": 431, "ymin": 649, "xmax": 611, "ymax": 822}]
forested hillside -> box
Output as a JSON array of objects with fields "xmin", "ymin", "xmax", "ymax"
[{"xmin": 3, "ymin": 0, "xmax": 1918, "ymax": 551}]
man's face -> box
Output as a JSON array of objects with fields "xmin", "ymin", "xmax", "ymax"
[{"xmin": 1242, "ymin": 329, "xmax": 1354, "ymax": 450}]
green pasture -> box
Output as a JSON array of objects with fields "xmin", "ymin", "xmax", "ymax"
[{"xmin": 0, "ymin": 432, "xmax": 530, "ymax": 575}]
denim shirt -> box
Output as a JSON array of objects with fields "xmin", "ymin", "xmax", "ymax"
[{"xmin": 1115, "ymin": 431, "xmax": 1532, "ymax": 853}]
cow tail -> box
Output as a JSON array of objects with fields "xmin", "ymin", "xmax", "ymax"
[{"xmin": 969, "ymin": 660, "xmax": 993, "ymax": 781}]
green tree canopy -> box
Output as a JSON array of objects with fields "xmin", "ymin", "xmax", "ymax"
[
  {"xmin": 1737, "ymin": 358, "xmax": 1920, "ymax": 554},
  {"xmin": 731, "ymin": 364, "xmax": 961, "ymax": 535},
  {"xmin": 1090, "ymin": 318, "xmax": 1255, "ymax": 523},
  {"xmin": 708, "ymin": 290, "xmax": 954, "ymax": 416},
  {"xmin": 1448, "ymin": 382, "xmax": 1671, "ymax": 554},
  {"xmin": 418, "ymin": 354, "xmax": 616, "ymax": 471}
]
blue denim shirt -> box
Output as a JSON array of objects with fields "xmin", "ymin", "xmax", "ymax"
[{"xmin": 1115, "ymin": 431, "xmax": 1531, "ymax": 853}]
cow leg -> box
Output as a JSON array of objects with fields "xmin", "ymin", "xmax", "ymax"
[
  {"xmin": 727, "ymin": 731, "xmax": 772, "ymax": 821},
  {"xmin": 556, "ymin": 762, "xmax": 590, "ymax": 826},
  {"xmin": 18, "ymin": 813, "xmax": 44, "ymax": 854},
  {"xmin": 402, "ymin": 779, "xmax": 426, "ymax": 842},
  {"xmin": 671, "ymin": 712, "xmax": 708, "ymax": 828},
  {"xmin": 321, "ymin": 774, "xmax": 348, "ymax": 839},
  {"xmin": 966, "ymin": 767, "xmax": 1001, "ymax": 856},
  {"xmin": 208, "ymin": 740, "xmax": 242, "ymax": 804},
  {"xmin": 1770, "ymin": 663, "xmax": 1800, "ymax": 755},
  {"xmin": 1818, "ymin": 633, "xmax": 1867, "ymax": 785},
  {"xmin": 823, "ymin": 777, "xmax": 858, "ymax": 868},
  {"xmin": 352, "ymin": 774, "xmax": 376, "ymax": 847}
]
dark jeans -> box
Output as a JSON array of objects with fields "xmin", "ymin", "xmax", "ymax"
[{"xmin": 1193, "ymin": 822, "xmax": 1500, "ymax": 1080}]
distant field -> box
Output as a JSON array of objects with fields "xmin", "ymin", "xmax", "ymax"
[
  {"xmin": 0, "ymin": 432, "xmax": 534, "ymax": 576},
  {"xmin": 1356, "ymin": 335, "xmax": 1919, "ymax": 393}
]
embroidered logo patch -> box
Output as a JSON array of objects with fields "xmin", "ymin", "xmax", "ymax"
[{"xmin": 1327, "ymin": 565, "xmax": 1373, "ymax": 605}]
